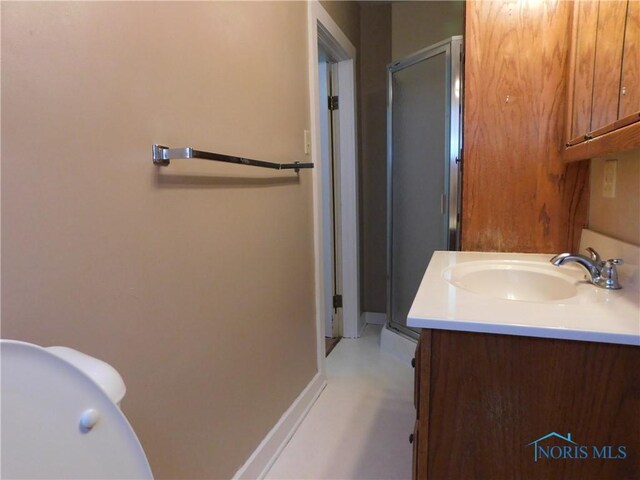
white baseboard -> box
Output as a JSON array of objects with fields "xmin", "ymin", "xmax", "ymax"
[
  {"xmin": 380, "ymin": 326, "xmax": 417, "ymax": 366},
  {"xmin": 362, "ymin": 311, "xmax": 386, "ymax": 325},
  {"xmin": 233, "ymin": 373, "xmax": 327, "ymax": 479}
]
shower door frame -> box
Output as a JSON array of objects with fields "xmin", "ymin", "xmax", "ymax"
[{"xmin": 386, "ymin": 36, "xmax": 463, "ymax": 339}]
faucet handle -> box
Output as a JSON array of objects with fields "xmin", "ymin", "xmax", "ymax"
[
  {"xmin": 586, "ymin": 247, "xmax": 602, "ymax": 264},
  {"xmin": 597, "ymin": 258, "xmax": 624, "ymax": 289}
]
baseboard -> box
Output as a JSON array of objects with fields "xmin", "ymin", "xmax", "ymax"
[
  {"xmin": 380, "ymin": 326, "xmax": 417, "ymax": 366},
  {"xmin": 362, "ymin": 311, "xmax": 386, "ymax": 325},
  {"xmin": 233, "ymin": 373, "xmax": 327, "ymax": 479}
]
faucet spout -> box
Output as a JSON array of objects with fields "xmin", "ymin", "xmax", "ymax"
[{"xmin": 550, "ymin": 253, "xmax": 601, "ymax": 280}]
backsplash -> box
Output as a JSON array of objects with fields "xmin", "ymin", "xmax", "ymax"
[{"xmin": 589, "ymin": 148, "xmax": 640, "ymax": 246}]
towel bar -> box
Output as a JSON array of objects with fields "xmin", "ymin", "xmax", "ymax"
[{"xmin": 152, "ymin": 145, "xmax": 313, "ymax": 173}]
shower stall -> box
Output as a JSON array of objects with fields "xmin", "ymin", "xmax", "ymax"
[{"xmin": 387, "ymin": 36, "xmax": 463, "ymax": 338}]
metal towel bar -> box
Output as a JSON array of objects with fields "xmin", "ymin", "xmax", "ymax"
[{"xmin": 152, "ymin": 145, "xmax": 313, "ymax": 173}]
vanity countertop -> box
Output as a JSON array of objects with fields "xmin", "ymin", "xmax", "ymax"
[{"xmin": 407, "ymin": 250, "xmax": 640, "ymax": 346}]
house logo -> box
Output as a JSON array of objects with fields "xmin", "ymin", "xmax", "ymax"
[
  {"xmin": 527, "ymin": 432, "xmax": 627, "ymax": 462},
  {"xmin": 527, "ymin": 432, "xmax": 577, "ymax": 462}
]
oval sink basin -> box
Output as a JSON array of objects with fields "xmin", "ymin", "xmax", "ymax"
[{"xmin": 444, "ymin": 260, "xmax": 581, "ymax": 302}]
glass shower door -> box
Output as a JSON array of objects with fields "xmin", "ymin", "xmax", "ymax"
[{"xmin": 387, "ymin": 37, "xmax": 462, "ymax": 338}]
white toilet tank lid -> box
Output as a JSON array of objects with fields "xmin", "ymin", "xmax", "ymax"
[{"xmin": 45, "ymin": 345, "xmax": 127, "ymax": 404}]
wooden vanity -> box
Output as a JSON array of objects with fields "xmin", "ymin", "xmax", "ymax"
[
  {"xmin": 415, "ymin": 1, "xmax": 640, "ymax": 475},
  {"xmin": 408, "ymin": 244, "xmax": 640, "ymax": 479},
  {"xmin": 412, "ymin": 329, "xmax": 640, "ymax": 479}
]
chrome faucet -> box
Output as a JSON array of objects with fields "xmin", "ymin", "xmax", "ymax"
[{"xmin": 550, "ymin": 247, "xmax": 623, "ymax": 289}]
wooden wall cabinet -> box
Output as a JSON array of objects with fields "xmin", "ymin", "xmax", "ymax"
[
  {"xmin": 462, "ymin": 0, "xmax": 589, "ymax": 253},
  {"xmin": 412, "ymin": 329, "xmax": 640, "ymax": 479},
  {"xmin": 564, "ymin": 0, "xmax": 640, "ymax": 162}
]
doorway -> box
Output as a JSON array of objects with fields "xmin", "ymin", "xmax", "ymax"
[
  {"xmin": 308, "ymin": 2, "xmax": 360, "ymax": 372},
  {"xmin": 318, "ymin": 54, "xmax": 343, "ymax": 352}
]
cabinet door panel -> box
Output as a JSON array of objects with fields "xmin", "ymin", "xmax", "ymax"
[
  {"xmin": 619, "ymin": 0, "xmax": 640, "ymax": 119},
  {"xmin": 571, "ymin": 0, "xmax": 599, "ymax": 139},
  {"xmin": 591, "ymin": 0, "xmax": 628, "ymax": 130}
]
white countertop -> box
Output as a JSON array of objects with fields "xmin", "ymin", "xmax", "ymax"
[{"xmin": 407, "ymin": 251, "xmax": 640, "ymax": 346}]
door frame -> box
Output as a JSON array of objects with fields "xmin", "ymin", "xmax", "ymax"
[
  {"xmin": 318, "ymin": 60, "xmax": 344, "ymax": 339},
  {"xmin": 307, "ymin": 1, "xmax": 360, "ymax": 375}
]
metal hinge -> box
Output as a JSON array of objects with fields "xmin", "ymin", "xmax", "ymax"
[
  {"xmin": 328, "ymin": 96, "xmax": 339, "ymax": 111},
  {"xmin": 333, "ymin": 294, "xmax": 343, "ymax": 309}
]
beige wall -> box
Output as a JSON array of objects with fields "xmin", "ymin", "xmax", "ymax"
[
  {"xmin": 320, "ymin": 0, "xmax": 361, "ymax": 51},
  {"xmin": 359, "ymin": 3, "xmax": 391, "ymax": 313},
  {"xmin": 589, "ymin": 149, "xmax": 640, "ymax": 246},
  {"xmin": 392, "ymin": 1, "xmax": 465, "ymax": 60},
  {"xmin": 1, "ymin": 2, "xmax": 316, "ymax": 479}
]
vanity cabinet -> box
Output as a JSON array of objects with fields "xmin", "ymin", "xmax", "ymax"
[
  {"xmin": 412, "ymin": 329, "xmax": 640, "ymax": 479},
  {"xmin": 564, "ymin": 0, "xmax": 640, "ymax": 161}
]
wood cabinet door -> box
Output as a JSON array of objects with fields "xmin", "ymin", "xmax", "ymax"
[
  {"xmin": 619, "ymin": 0, "xmax": 640, "ymax": 119},
  {"xmin": 425, "ymin": 330, "xmax": 640, "ymax": 479},
  {"xmin": 591, "ymin": 0, "xmax": 628, "ymax": 131},
  {"xmin": 569, "ymin": 0, "xmax": 599, "ymax": 140}
]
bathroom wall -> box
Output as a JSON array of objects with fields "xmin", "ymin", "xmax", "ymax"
[
  {"xmin": 391, "ymin": 1, "xmax": 465, "ymax": 60},
  {"xmin": 359, "ymin": 3, "xmax": 392, "ymax": 314},
  {"xmin": 462, "ymin": 0, "xmax": 589, "ymax": 253},
  {"xmin": 2, "ymin": 2, "xmax": 316, "ymax": 478},
  {"xmin": 320, "ymin": 0, "xmax": 361, "ymax": 50},
  {"xmin": 589, "ymin": 148, "xmax": 640, "ymax": 245}
]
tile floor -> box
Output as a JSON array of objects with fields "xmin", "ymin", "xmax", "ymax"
[{"xmin": 265, "ymin": 325, "xmax": 415, "ymax": 480}]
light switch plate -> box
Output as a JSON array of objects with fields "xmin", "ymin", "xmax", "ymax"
[{"xmin": 603, "ymin": 159, "xmax": 617, "ymax": 198}]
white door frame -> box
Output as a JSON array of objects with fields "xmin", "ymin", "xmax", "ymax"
[{"xmin": 307, "ymin": 1, "xmax": 360, "ymax": 375}]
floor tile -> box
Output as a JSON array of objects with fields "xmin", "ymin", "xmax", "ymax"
[{"xmin": 265, "ymin": 325, "xmax": 414, "ymax": 480}]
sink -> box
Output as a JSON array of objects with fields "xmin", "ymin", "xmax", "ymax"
[
  {"xmin": 443, "ymin": 260, "xmax": 582, "ymax": 302},
  {"xmin": 408, "ymin": 247, "xmax": 639, "ymax": 346}
]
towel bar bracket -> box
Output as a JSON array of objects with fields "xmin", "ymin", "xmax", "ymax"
[{"xmin": 152, "ymin": 144, "xmax": 171, "ymax": 166}]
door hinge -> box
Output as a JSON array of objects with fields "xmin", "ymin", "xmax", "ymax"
[
  {"xmin": 328, "ymin": 95, "xmax": 339, "ymax": 111},
  {"xmin": 333, "ymin": 294, "xmax": 343, "ymax": 309}
]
